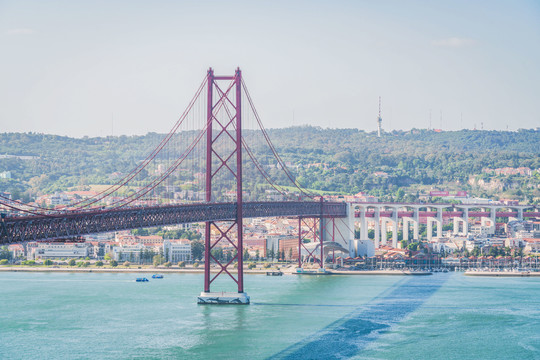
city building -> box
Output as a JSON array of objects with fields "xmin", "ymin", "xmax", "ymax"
[
  {"xmin": 31, "ymin": 242, "xmax": 89, "ymax": 260},
  {"xmin": 163, "ymin": 239, "xmax": 192, "ymax": 263}
]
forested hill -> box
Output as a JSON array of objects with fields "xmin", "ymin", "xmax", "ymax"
[{"xmin": 0, "ymin": 127, "xmax": 539, "ymax": 203}]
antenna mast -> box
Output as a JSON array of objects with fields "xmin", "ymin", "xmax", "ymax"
[{"xmin": 377, "ymin": 96, "xmax": 382, "ymax": 137}]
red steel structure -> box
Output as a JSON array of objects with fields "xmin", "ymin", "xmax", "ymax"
[
  {"xmin": 298, "ymin": 198, "xmax": 324, "ymax": 268},
  {"xmin": 298, "ymin": 217, "xmax": 323, "ymax": 268},
  {"xmin": 204, "ymin": 68, "xmax": 245, "ymax": 294}
]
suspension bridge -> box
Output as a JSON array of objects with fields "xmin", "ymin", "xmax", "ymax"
[{"xmin": 0, "ymin": 68, "xmax": 350, "ymax": 304}]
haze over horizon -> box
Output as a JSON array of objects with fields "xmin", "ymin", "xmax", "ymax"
[{"xmin": 1, "ymin": 0, "xmax": 539, "ymax": 137}]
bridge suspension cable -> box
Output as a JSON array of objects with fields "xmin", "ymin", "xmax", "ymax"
[
  {"xmin": 241, "ymin": 78, "xmax": 319, "ymax": 199},
  {"xmin": 0, "ymin": 76, "xmax": 209, "ymax": 215}
]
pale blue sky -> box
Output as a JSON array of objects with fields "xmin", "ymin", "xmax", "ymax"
[{"xmin": 1, "ymin": 0, "xmax": 539, "ymax": 137}]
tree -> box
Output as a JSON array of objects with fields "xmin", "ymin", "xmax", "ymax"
[
  {"xmin": 211, "ymin": 247, "xmax": 223, "ymax": 261},
  {"xmin": 104, "ymin": 253, "xmax": 112, "ymax": 261},
  {"xmin": 0, "ymin": 246, "xmax": 10, "ymax": 260},
  {"xmin": 164, "ymin": 261, "xmax": 172, "ymax": 268},
  {"xmin": 110, "ymin": 260, "xmax": 118, "ymax": 267},
  {"xmin": 177, "ymin": 261, "xmax": 186, "ymax": 268},
  {"xmin": 193, "ymin": 262, "xmax": 199, "ymax": 268},
  {"xmin": 68, "ymin": 259, "xmax": 76, "ymax": 266},
  {"xmin": 153, "ymin": 254, "xmax": 165, "ymax": 267},
  {"xmin": 44, "ymin": 259, "xmax": 53, "ymax": 266},
  {"xmin": 123, "ymin": 261, "xmax": 130, "ymax": 267},
  {"xmin": 407, "ymin": 243, "xmax": 418, "ymax": 251},
  {"xmin": 191, "ymin": 240, "xmax": 204, "ymax": 260},
  {"xmin": 0, "ymin": 259, "xmax": 9, "ymax": 265},
  {"xmin": 96, "ymin": 261, "xmax": 104, "ymax": 267}
]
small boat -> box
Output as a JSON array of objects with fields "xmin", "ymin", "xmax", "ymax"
[
  {"xmin": 266, "ymin": 271, "xmax": 283, "ymax": 276},
  {"xmin": 152, "ymin": 274, "xmax": 164, "ymax": 279},
  {"xmin": 136, "ymin": 278, "xmax": 149, "ymax": 282}
]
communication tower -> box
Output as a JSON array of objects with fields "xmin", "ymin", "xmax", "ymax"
[{"xmin": 377, "ymin": 97, "xmax": 382, "ymax": 137}]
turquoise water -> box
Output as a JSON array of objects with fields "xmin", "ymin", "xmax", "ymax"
[{"xmin": 0, "ymin": 272, "xmax": 538, "ymax": 359}]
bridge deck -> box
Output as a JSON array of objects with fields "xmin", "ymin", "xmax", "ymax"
[{"xmin": 0, "ymin": 201, "xmax": 347, "ymax": 244}]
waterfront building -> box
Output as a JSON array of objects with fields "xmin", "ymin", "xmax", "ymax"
[
  {"xmin": 8, "ymin": 244, "xmax": 25, "ymax": 259},
  {"xmin": 354, "ymin": 239, "xmax": 375, "ymax": 257},
  {"xmin": 87, "ymin": 241, "xmax": 112, "ymax": 259},
  {"xmin": 163, "ymin": 239, "xmax": 192, "ymax": 263},
  {"xmin": 112, "ymin": 243, "xmax": 144, "ymax": 262},
  {"xmin": 279, "ymin": 238, "xmax": 299, "ymax": 260},
  {"xmin": 32, "ymin": 242, "xmax": 89, "ymax": 260},
  {"xmin": 523, "ymin": 239, "xmax": 540, "ymax": 254}
]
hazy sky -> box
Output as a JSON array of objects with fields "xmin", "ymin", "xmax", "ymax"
[{"xmin": 1, "ymin": 0, "xmax": 539, "ymax": 137}]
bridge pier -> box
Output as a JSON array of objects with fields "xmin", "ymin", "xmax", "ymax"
[
  {"xmin": 381, "ymin": 218, "xmax": 388, "ymax": 246},
  {"xmin": 198, "ymin": 67, "xmax": 249, "ymax": 305},
  {"xmin": 454, "ymin": 207, "xmax": 469, "ymax": 237},
  {"xmin": 326, "ymin": 204, "xmax": 355, "ymax": 257},
  {"xmin": 298, "ymin": 216, "xmax": 324, "ymax": 268},
  {"xmin": 427, "ymin": 216, "xmax": 442, "ymax": 240},
  {"xmin": 391, "ymin": 207, "xmax": 398, "ymax": 248},
  {"xmin": 480, "ymin": 207, "xmax": 496, "ymax": 235},
  {"xmin": 373, "ymin": 207, "xmax": 380, "ymax": 249}
]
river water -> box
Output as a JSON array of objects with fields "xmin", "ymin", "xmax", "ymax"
[{"xmin": 1, "ymin": 271, "xmax": 538, "ymax": 359}]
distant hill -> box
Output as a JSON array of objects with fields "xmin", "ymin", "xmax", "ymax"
[{"xmin": 0, "ymin": 127, "xmax": 538, "ymax": 203}]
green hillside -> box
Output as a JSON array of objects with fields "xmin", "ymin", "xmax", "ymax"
[{"xmin": 0, "ymin": 127, "xmax": 538, "ymax": 204}]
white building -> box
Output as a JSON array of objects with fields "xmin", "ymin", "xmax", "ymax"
[
  {"xmin": 0, "ymin": 171, "xmax": 12, "ymax": 179},
  {"xmin": 470, "ymin": 224, "xmax": 495, "ymax": 236},
  {"xmin": 50, "ymin": 193, "xmax": 70, "ymax": 206},
  {"xmin": 163, "ymin": 240, "xmax": 192, "ymax": 263},
  {"xmin": 112, "ymin": 243, "xmax": 144, "ymax": 262},
  {"xmin": 524, "ymin": 239, "xmax": 540, "ymax": 254},
  {"xmin": 354, "ymin": 239, "xmax": 375, "ymax": 257},
  {"xmin": 32, "ymin": 243, "xmax": 89, "ymax": 259}
]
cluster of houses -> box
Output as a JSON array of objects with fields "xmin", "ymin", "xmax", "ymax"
[
  {"xmin": 3, "ymin": 218, "xmax": 316, "ymax": 264},
  {"xmin": 3, "ymin": 209, "xmax": 540, "ymax": 269},
  {"xmin": 483, "ymin": 167, "xmax": 535, "ymax": 176}
]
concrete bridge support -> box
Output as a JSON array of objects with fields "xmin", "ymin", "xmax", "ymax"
[
  {"xmin": 406, "ymin": 207, "xmax": 420, "ymax": 241},
  {"xmin": 453, "ymin": 207, "xmax": 469, "ymax": 237},
  {"xmin": 373, "ymin": 207, "xmax": 380, "ymax": 249},
  {"xmin": 427, "ymin": 207, "xmax": 444, "ymax": 240},
  {"xmin": 453, "ymin": 217, "xmax": 462, "ymax": 235},
  {"xmin": 322, "ymin": 204, "xmax": 355, "ymax": 257},
  {"xmin": 426, "ymin": 209, "xmax": 442, "ymax": 241},
  {"xmin": 380, "ymin": 218, "xmax": 388, "ymax": 246},
  {"xmin": 358, "ymin": 207, "xmax": 368, "ymax": 240},
  {"xmin": 403, "ymin": 217, "xmax": 411, "ymax": 241},
  {"xmin": 481, "ymin": 207, "xmax": 497, "ymax": 233},
  {"xmin": 390, "ymin": 207, "xmax": 398, "ymax": 248}
]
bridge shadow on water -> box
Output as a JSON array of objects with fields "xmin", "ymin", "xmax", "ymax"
[{"xmin": 268, "ymin": 274, "xmax": 449, "ymax": 360}]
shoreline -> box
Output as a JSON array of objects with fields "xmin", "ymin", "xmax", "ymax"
[
  {"xmin": 328, "ymin": 270, "xmax": 433, "ymax": 276},
  {"xmin": 6, "ymin": 267, "xmax": 539, "ymax": 277},
  {"xmin": 464, "ymin": 271, "xmax": 540, "ymax": 277},
  {"xmin": 1, "ymin": 266, "xmax": 431, "ymax": 276}
]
